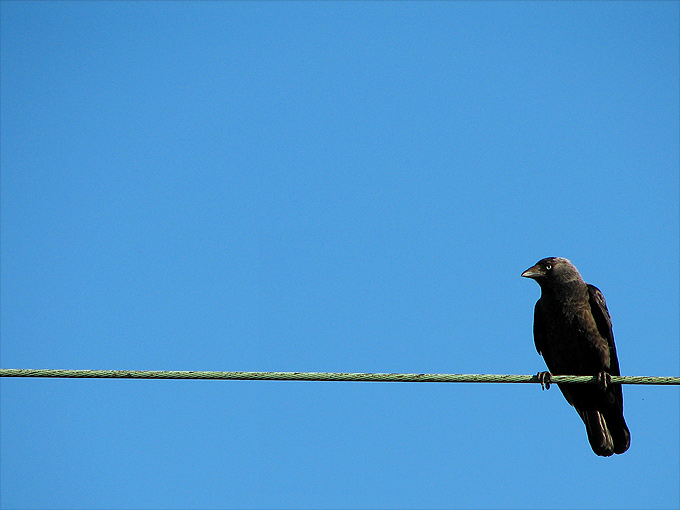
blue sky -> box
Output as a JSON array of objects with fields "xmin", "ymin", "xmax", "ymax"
[{"xmin": 1, "ymin": 2, "xmax": 678, "ymax": 509}]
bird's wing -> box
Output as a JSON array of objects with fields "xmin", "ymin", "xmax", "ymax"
[
  {"xmin": 587, "ymin": 284, "xmax": 621, "ymax": 376},
  {"xmin": 533, "ymin": 300, "xmax": 546, "ymax": 356}
]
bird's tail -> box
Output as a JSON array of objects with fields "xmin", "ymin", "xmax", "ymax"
[{"xmin": 577, "ymin": 408, "xmax": 630, "ymax": 456}]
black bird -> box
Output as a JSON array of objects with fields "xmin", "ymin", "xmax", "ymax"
[{"xmin": 522, "ymin": 257, "xmax": 630, "ymax": 456}]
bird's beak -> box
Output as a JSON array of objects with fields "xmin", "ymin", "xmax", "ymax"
[{"xmin": 521, "ymin": 264, "xmax": 543, "ymax": 279}]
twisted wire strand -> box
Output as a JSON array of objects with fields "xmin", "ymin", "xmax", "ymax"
[{"xmin": 0, "ymin": 369, "xmax": 678, "ymax": 384}]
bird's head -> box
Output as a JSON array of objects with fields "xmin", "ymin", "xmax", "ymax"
[{"xmin": 521, "ymin": 257, "xmax": 584, "ymax": 289}]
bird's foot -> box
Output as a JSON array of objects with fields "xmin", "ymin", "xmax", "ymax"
[
  {"xmin": 536, "ymin": 371, "xmax": 552, "ymax": 390},
  {"xmin": 597, "ymin": 371, "xmax": 611, "ymax": 392}
]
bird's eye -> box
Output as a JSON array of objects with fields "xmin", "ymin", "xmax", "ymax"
[{"xmin": 545, "ymin": 263, "xmax": 552, "ymax": 270}]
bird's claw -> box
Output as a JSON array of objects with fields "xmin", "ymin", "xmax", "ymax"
[
  {"xmin": 536, "ymin": 371, "xmax": 552, "ymax": 390},
  {"xmin": 597, "ymin": 371, "xmax": 611, "ymax": 392}
]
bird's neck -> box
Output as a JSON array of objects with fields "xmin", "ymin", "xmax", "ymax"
[{"xmin": 541, "ymin": 280, "xmax": 588, "ymax": 306}]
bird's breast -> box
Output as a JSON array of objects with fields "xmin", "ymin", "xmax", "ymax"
[{"xmin": 539, "ymin": 298, "xmax": 609, "ymax": 375}]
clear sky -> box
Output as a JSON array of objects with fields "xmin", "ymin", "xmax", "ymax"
[{"xmin": 1, "ymin": 2, "xmax": 678, "ymax": 509}]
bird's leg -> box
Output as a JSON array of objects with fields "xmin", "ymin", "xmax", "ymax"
[
  {"xmin": 536, "ymin": 371, "xmax": 552, "ymax": 390},
  {"xmin": 596, "ymin": 371, "xmax": 611, "ymax": 392}
]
